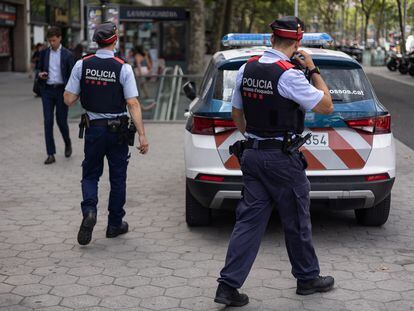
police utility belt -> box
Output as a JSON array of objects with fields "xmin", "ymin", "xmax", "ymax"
[
  {"xmin": 229, "ymin": 133, "xmax": 312, "ymax": 161},
  {"xmin": 78, "ymin": 113, "xmax": 137, "ymax": 146}
]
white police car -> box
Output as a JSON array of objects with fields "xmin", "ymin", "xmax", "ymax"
[{"xmin": 183, "ymin": 33, "xmax": 395, "ymax": 227}]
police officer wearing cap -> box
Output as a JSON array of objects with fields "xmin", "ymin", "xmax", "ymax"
[
  {"xmin": 64, "ymin": 22, "xmax": 149, "ymax": 246},
  {"xmin": 214, "ymin": 16, "xmax": 335, "ymax": 307}
]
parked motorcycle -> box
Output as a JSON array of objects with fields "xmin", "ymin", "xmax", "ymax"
[
  {"xmin": 406, "ymin": 52, "xmax": 414, "ymax": 76},
  {"xmin": 386, "ymin": 50, "xmax": 400, "ymax": 71},
  {"xmin": 398, "ymin": 53, "xmax": 410, "ymax": 74}
]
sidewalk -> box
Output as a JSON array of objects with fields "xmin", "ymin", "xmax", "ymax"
[
  {"xmin": 1, "ymin": 73, "xmax": 414, "ymax": 311},
  {"xmin": 364, "ymin": 66, "xmax": 414, "ymax": 87}
]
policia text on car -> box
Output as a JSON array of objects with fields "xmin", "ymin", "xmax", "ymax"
[
  {"xmin": 214, "ymin": 16, "xmax": 335, "ymax": 307},
  {"xmin": 63, "ymin": 22, "xmax": 149, "ymax": 246}
]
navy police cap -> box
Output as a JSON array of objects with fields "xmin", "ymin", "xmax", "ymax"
[
  {"xmin": 269, "ymin": 16, "xmax": 305, "ymax": 40},
  {"xmin": 93, "ymin": 22, "xmax": 118, "ymax": 44}
]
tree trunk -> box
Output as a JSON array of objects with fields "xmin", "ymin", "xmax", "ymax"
[
  {"xmin": 375, "ymin": 0, "xmax": 386, "ymax": 46},
  {"xmin": 222, "ymin": 0, "xmax": 234, "ymax": 36},
  {"xmin": 364, "ymin": 14, "xmax": 369, "ymax": 46},
  {"xmin": 188, "ymin": 0, "xmax": 205, "ymax": 74},
  {"xmin": 396, "ymin": 0, "xmax": 406, "ymax": 53},
  {"xmin": 211, "ymin": 0, "xmax": 227, "ymax": 53}
]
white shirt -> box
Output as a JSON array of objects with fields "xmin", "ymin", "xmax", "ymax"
[
  {"xmin": 47, "ymin": 45, "xmax": 64, "ymax": 85},
  {"xmin": 65, "ymin": 49, "xmax": 139, "ymax": 120},
  {"xmin": 231, "ymin": 48, "xmax": 324, "ymax": 139}
]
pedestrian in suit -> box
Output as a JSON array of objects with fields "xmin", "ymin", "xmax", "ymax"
[{"xmin": 38, "ymin": 26, "xmax": 75, "ymax": 164}]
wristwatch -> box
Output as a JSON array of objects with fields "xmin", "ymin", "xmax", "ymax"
[{"xmin": 307, "ymin": 66, "xmax": 321, "ymax": 78}]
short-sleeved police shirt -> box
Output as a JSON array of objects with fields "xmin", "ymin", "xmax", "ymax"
[
  {"xmin": 232, "ymin": 48, "xmax": 323, "ymax": 139},
  {"xmin": 65, "ymin": 49, "xmax": 139, "ymax": 120}
]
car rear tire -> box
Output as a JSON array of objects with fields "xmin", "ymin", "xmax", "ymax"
[
  {"xmin": 186, "ymin": 184, "xmax": 212, "ymax": 226},
  {"xmin": 355, "ymin": 194, "xmax": 391, "ymax": 226}
]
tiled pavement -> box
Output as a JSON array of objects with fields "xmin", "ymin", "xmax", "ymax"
[{"xmin": 0, "ymin": 73, "xmax": 414, "ymax": 311}]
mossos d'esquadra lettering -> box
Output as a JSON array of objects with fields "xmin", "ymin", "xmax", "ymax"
[
  {"xmin": 86, "ymin": 69, "xmax": 116, "ymax": 79},
  {"xmin": 242, "ymin": 78, "xmax": 273, "ymax": 90}
]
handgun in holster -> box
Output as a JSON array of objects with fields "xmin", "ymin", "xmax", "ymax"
[
  {"xmin": 229, "ymin": 140, "xmax": 246, "ymax": 164},
  {"xmin": 127, "ymin": 122, "xmax": 137, "ymax": 146},
  {"xmin": 284, "ymin": 133, "xmax": 312, "ymax": 154},
  {"xmin": 78, "ymin": 113, "xmax": 90, "ymax": 139}
]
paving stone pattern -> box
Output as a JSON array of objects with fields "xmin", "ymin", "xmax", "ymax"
[{"xmin": 0, "ymin": 73, "xmax": 414, "ymax": 310}]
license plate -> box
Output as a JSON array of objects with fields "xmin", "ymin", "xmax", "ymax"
[{"xmin": 303, "ymin": 132, "xmax": 329, "ymax": 147}]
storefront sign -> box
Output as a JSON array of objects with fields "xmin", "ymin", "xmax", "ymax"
[
  {"xmin": 119, "ymin": 7, "xmax": 187, "ymax": 21},
  {"xmin": 0, "ymin": 3, "xmax": 16, "ymax": 26},
  {"xmin": 55, "ymin": 8, "xmax": 69, "ymax": 25}
]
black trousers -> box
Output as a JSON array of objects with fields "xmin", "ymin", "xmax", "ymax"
[
  {"xmin": 218, "ymin": 148, "xmax": 320, "ymax": 288},
  {"xmin": 41, "ymin": 85, "xmax": 71, "ymax": 155}
]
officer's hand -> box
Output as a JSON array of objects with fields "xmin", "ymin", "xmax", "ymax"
[
  {"xmin": 137, "ymin": 135, "xmax": 149, "ymax": 154},
  {"xmin": 294, "ymin": 50, "xmax": 316, "ymax": 69}
]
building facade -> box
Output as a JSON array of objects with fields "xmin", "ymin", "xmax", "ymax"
[{"xmin": 0, "ymin": 0, "xmax": 28, "ymax": 72}]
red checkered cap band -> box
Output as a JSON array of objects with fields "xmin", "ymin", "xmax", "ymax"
[
  {"xmin": 98, "ymin": 34, "xmax": 118, "ymax": 44},
  {"xmin": 274, "ymin": 28, "xmax": 303, "ymax": 40}
]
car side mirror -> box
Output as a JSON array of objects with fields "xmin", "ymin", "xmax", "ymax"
[{"xmin": 183, "ymin": 81, "xmax": 196, "ymax": 100}]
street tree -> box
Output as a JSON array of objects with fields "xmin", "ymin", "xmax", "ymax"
[{"xmin": 361, "ymin": 0, "xmax": 378, "ymax": 46}]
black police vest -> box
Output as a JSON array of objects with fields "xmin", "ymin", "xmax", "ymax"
[
  {"xmin": 241, "ymin": 57, "xmax": 305, "ymax": 137},
  {"xmin": 80, "ymin": 55, "xmax": 127, "ymax": 114}
]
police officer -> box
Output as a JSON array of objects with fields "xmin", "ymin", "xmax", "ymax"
[
  {"xmin": 63, "ymin": 22, "xmax": 149, "ymax": 246},
  {"xmin": 215, "ymin": 16, "xmax": 334, "ymax": 307}
]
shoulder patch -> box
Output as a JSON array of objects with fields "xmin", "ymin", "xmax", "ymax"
[
  {"xmin": 275, "ymin": 60, "xmax": 295, "ymax": 71},
  {"xmin": 247, "ymin": 56, "xmax": 261, "ymax": 63},
  {"xmin": 82, "ymin": 53, "xmax": 95, "ymax": 60},
  {"xmin": 113, "ymin": 57, "xmax": 125, "ymax": 64}
]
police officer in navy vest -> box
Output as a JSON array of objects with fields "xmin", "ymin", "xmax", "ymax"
[
  {"xmin": 215, "ymin": 17, "xmax": 335, "ymax": 307},
  {"xmin": 64, "ymin": 22, "xmax": 149, "ymax": 245}
]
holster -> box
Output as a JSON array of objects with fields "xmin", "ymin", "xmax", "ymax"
[
  {"xmin": 127, "ymin": 122, "xmax": 137, "ymax": 146},
  {"xmin": 78, "ymin": 113, "xmax": 90, "ymax": 139},
  {"xmin": 229, "ymin": 140, "xmax": 246, "ymax": 164},
  {"xmin": 112, "ymin": 118, "xmax": 129, "ymax": 145}
]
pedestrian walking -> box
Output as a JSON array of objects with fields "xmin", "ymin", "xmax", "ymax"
[
  {"xmin": 215, "ymin": 16, "xmax": 335, "ymax": 307},
  {"xmin": 63, "ymin": 22, "xmax": 149, "ymax": 246},
  {"xmin": 133, "ymin": 46, "xmax": 152, "ymax": 99},
  {"xmin": 38, "ymin": 27, "xmax": 75, "ymax": 164}
]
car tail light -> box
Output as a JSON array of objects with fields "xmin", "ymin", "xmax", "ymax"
[
  {"xmin": 364, "ymin": 173, "xmax": 389, "ymax": 181},
  {"xmin": 197, "ymin": 174, "xmax": 225, "ymax": 182},
  {"xmin": 191, "ymin": 116, "xmax": 236, "ymax": 135},
  {"xmin": 345, "ymin": 114, "xmax": 391, "ymax": 134}
]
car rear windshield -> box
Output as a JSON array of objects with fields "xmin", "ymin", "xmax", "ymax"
[{"xmin": 196, "ymin": 59, "xmax": 374, "ymax": 115}]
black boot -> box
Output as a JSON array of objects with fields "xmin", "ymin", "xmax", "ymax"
[
  {"xmin": 106, "ymin": 221, "xmax": 129, "ymax": 238},
  {"xmin": 65, "ymin": 142, "xmax": 72, "ymax": 158},
  {"xmin": 296, "ymin": 275, "xmax": 334, "ymax": 295},
  {"xmin": 214, "ymin": 282, "xmax": 249, "ymax": 307},
  {"xmin": 77, "ymin": 212, "xmax": 97, "ymax": 245},
  {"xmin": 44, "ymin": 155, "xmax": 56, "ymax": 165}
]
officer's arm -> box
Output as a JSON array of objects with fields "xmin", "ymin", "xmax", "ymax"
[
  {"xmin": 126, "ymin": 97, "xmax": 149, "ymax": 154},
  {"xmin": 294, "ymin": 50, "xmax": 333, "ymax": 115},
  {"xmin": 126, "ymin": 98, "xmax": 145, "ymax": 136},
  {"xmin": 232, "ymin": 107, "xmax": 246, "ymax": 134},
  {"xmin": 64, "ymin": 91, "xmax": 79, "ymax": 107},
  {"xmin": 310, "ymin": 74, "xmax": 333, "ymax": 115},
  {"xmin": 64, "ymin": 60, "xmax": 82, "ymax": 107}
]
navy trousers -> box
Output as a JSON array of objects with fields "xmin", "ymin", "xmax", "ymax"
[
  {"xmin": 41, "ymin": 85, "xmax": 71, "ymax": 155},
  {"xmin": 219, "ymin": 148, "xmax": 320, "ymax": 289},
  {"xmin": 81, "ymin": 126, "xmax": 129, "ymax": 227}
]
